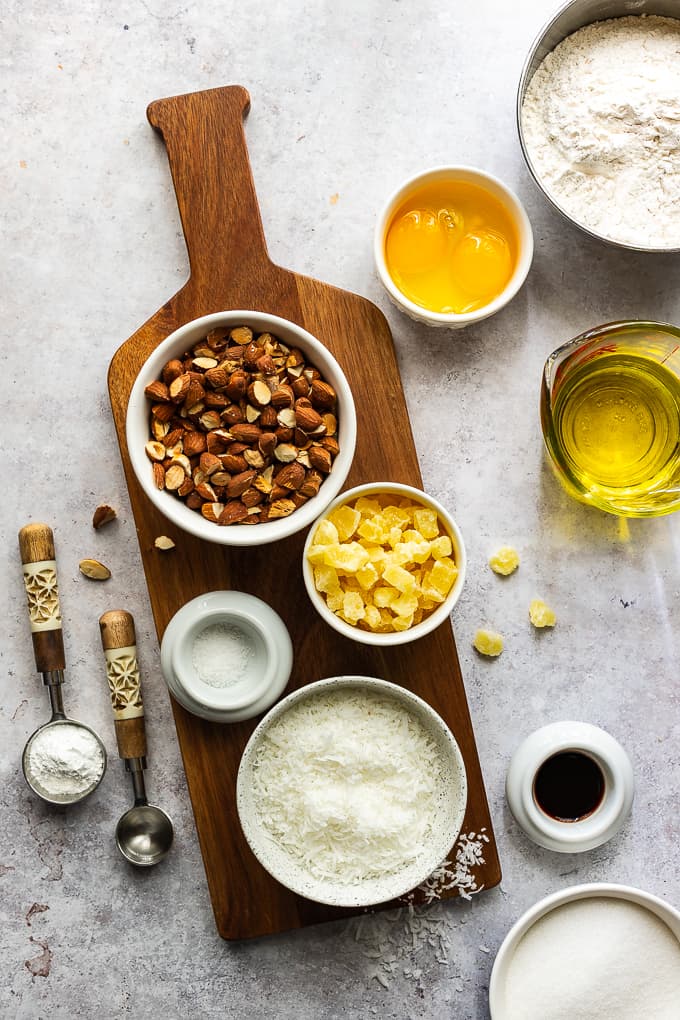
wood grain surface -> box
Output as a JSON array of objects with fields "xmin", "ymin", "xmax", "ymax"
[{"xmin": 108, "ymin": 85, "xmax": 500, "ymax": 940}]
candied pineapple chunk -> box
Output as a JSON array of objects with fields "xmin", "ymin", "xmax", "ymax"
[
  {"xmin": 343, "ymin": 591, "xmax": 365, "ymax": 623},
  {"xmin": 313, "ymin": 519, "xmax": 339, "ymax": 545},
  {"xmin": 489, "ymin": 545, "xmax": 520, "ymax": 576},
  {"xmin": 529, "ymin": 598, "xmax": 556, "ymax": 628},
  {"xmin": 324, "ymin": 542, "xmax": 369, "ymax": 573},
  {"xmin": 307, "ymin": 491, "xmax": 459, "ymax": 633},
  {"xmin": 328, "ymin": 505, "xmax": 361, "ymax": 542},
  {"xmin": 473, "ymin": 629, "xmax": 504, "ymax": 657},
  {"xmin": 413, "ymin": 507, "xmax": 439, "ymax": 540}
]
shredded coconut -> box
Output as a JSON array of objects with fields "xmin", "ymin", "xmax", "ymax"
[
  {"xmin": 343, "ymin": 830, "xmax": 489, "ymax": 990},
  {"xmin": 191, "ymin": 622, "xmax": 253, "ymax": 688},
  {"xmin": 522, "ymin": 15, "xmax": 680, "ymax": 248},
  {"xmin": 250, "ymin": 689, "xmax": 450, "ymax": 884},
  {"xmin": 25, "ymin": 723, "xmax": 104, "ymax": 800}
]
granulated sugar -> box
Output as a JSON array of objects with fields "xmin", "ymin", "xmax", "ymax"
[{"xmin": 503, "ymin": 896, "xmax": 680, "ymax": 1020}]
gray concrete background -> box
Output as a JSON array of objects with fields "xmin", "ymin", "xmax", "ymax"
[{"xmin": 3, "ymin": 1, "xmax": 679, "ymax": 1017}]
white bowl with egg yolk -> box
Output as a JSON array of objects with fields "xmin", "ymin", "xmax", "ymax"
[{"xmin": 374, "ymin": 165, "xmax": 534, "ymax": 329}]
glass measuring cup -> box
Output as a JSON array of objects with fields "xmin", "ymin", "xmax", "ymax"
[{"xmin": 540, "ymin": 321, "xmax": 680, "ymax": 517}]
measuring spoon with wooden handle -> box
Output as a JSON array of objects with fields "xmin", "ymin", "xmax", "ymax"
[
  {"xmin": 99, "ymin": 609, "xmax": 173, "ymax": 866},
  {"xmin": 19, "ymin": 522, "xmax": 107, "ymax": 804}
]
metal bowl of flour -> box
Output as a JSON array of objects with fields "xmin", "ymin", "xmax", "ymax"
[{"xmin": 517, "ymin": 0, "xmax": 680, "ymax": 253}]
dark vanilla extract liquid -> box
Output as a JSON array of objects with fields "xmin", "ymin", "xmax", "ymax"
[{"xmin": 533, "ymin": 751, "xmax": 605, "ymax": 822}]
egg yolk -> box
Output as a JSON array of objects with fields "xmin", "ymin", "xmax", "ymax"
[{"xmin": 384, "ymin": 181, "xmax": 517, "ymax": 314}]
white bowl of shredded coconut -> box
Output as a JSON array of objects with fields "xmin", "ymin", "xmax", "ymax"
[
  {"xmin": 489, "ymin": 883, "xmax": 680, "ymax": 1019},
  {"xmin": 518, "ymin": 2, "xmax": 680, "ymax": 252},
  {"xmin": 236, "ymin": 676, "xmax": 468, "ymax": 907}
]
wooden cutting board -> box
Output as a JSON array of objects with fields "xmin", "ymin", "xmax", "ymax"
[{"xmin": 108, "ymin": 85, "xmax": 501, "ymax": 939}]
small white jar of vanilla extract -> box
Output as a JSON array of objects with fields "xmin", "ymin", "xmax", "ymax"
[{"xmin": 505, "ymin": 721, "xmax": 635, "ymax": 853}]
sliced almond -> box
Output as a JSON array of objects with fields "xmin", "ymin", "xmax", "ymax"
[
  {"xmin": 145, "ymin": 440, "xmax": 166, "ymax": 462},
  {"xmin": 165, "ymin": 464, "xmax": 186, "ymax": 490},
  {"xmin": 192, "ymin": 356, "xmax": 218, "ymax": 370},
  {"xmin": 92, "ymin": 504, "xmax": 117, "ymax": 529},
  {"xmin": 268, "ymin": 498, "xmax": 296, "ymax": 519},
  {"xmin": 79, "ymin": 558, "xmax": 111, "ymax": 581},
  {"xmin": 276, "ymin": 408, "xmax": 296, "ymax": 429},
  {"xmin": 154, "ymin": 535, "xmax": 176, "ymax": 550},
  {"xmin": 274, "ymin": 443, "xmax": 298, "ymax": 463}
]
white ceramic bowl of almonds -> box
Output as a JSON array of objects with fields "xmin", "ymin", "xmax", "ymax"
[
  {"xmin": 236, "ymin": 675, "xmax": 468, "ymax": 907},
  {"xmin": 126, "ymin": 310, "xmax": 357, "ymax": 546},
  {"xmin": 302, "ymin": 482, "xmax": 466, "ymax": 645}
]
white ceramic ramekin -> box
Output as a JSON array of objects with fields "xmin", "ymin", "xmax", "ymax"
[
  {"xmin": 302, "ymin": 482, "xmax": 466, "ymax": 646},
  {"xmin": 374, "ymin": 165, "xmax": 534, "ymax": 329},
  {"xmin": 505, "ymin": 721, "xmax": 635, "ymax": 853}
]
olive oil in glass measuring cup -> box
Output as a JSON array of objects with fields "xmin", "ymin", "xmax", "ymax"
[{"xmin": 541, "ymin": 321, "xmax": 680, "ymax": 517}]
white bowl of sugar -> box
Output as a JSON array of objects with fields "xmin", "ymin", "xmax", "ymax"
[
  {"xmin": 160, "ymin": 591, "xmax": 293, "ymax": 722},
  {"xmin": 489, "ymin": 883, "xmax": 680, "ymax": 1019}
]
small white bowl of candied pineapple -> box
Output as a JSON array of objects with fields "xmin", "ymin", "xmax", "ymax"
[{"xmin": 302, "ymin": 482, "xmax": 466, "ymax": 645}]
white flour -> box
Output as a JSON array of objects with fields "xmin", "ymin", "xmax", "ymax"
[
  {"xmin": 503, "ymin": 897, "xmax": 680, "ymax": 1019},
  {"xmin": 522, "ymin": 15, "xmax": 680, "ymax": 248},
  {"xmin": 25, "ymin": 723, "xmax": 104, "ymax": 800}
]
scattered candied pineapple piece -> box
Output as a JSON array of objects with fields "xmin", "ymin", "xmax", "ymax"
[
  {"xmin": 373, "ymin": 586, "xmax": 398, "ymax": 608},
  {"xmin": 355, "ymin": 496, "xmax": 383, "ymax": 515},
  {"xmin": 529, "ymin": 598, "xmax": 556, "ymax": 628},
  {"xmin": 326, "ymin": 589, "xmax": 344, "ymax": 612},
  {"xmin": 328, "ymin": 504, "xmax": 361, "ymax": 542},
  {"xmin": 383, "ymin": 505, "xmax": 410, "ymax": 529},
  {"xmin": 489, "ymin": 545, "xmax": 520, "ymax": 576},
  {"xmin": 413, "ymin": 507, "xmax": 440, "ymax": 540},
  {"xmin": 473, "ymin": 629, "xmax": 504, "ymax": 656},
  {"xmin": 391, "ymin": 592, "xmax": 419, "ymax": 618}
]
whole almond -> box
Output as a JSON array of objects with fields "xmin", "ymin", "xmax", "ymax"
[
  {"xmin": 259, "ymin": 406, "xmax": 278, "ymax": 429},
  {"xmin": 204, "ymin": 392, "xmax": 228, "ymax": 409},
  {"xmin": 310, "ymin": 380, "xmax": 337, "ymax": 409},
  {"xmin": 308, "ymin": 445, "xmax": 332, "ymax": 474},
  {"xmin": 276, "ymin": 462, "xmax": 306, "ymax": 490},
  {"xmin": 205, "ymin": 432, "xmax": 227, "ymax": 455},
  {"xmin": 258, "ymin": 432, "xmax": 277, "ymax": 458},
  {"xmin": 196, "ymin": 481, "xmax": 218, "ymax": 501},
  {"xmin": 162, "ymin": 359, "xmax": 184, "ymax": 384},
  {"xmin": 321, "ymin": 436, "xmax": 340, "ymax": 457},
  {"xmin": 218, "ymin": 501, "xmax": 249, "ymax": 525},
  {"xmin": 299, "ymin": 470, "xmax": 322, "ymax": 498},
  {"xmin": 201, "ymin": 502, "xmax": 225, "ymax": 523},
  {"xmin": 145, "ymin": 380, "xmax": 170, "ymax": 402},
  {"xmin": 152, "ymin": 402, "xmax": 176, "ymax": 423},
  {"xmin": 243, "ymin": 341, "xmax": 260, "ymax": 369},
  {"xmin": 241, "ymin": 488, "xmax": 264, "ymax": 508},
  {"xmin": 178, "ymin": 476, "xmax": 195, "ymax": 497},
  {"xmin": 184, "ymin": 380, "xmax": 205, "ymax": 408},
  {"xmin": 295, "ymin": 405, "xmax": 323, "ymax": 432},
  {"xmin": 226, "ymin": 470, "xmax": 257, "ymax": 498},
  {"xmin": 291, "ymin": 376, "xmax": 310, "ymax": 398},
  {"xmin": 199, "ymin": 452, "xmax": 222, "ymax": 476},
  {"xmin": 221, "ymin": 453, "xmax": 248, "ymax": 473},
  {"xmin": 271, "ymin": 384, "xmax": 294, "ymax": 409},
  {"xmin": 225, "ymin": 370, "xmax": 248, "ymax": 401},
  {"xmin": 229, "ymin": 423, "xmax": 261, "ymax": 444},
  {"xmin": 184, "ymin": 431, "xmax": 207, "ymax": 456},
  {"xmin": 256, "ymin": 353, "xmax": 276, "ymax": 374},
  {"xmin": 186, "ymin": 491, "xmax": 203, "ymax": 510},
  {"xmin": 204, "ymin": 365, "xmax": 229, "ymax": 389}
]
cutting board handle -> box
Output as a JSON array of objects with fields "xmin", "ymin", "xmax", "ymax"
[{"xmin": 147, "ymin": 85, "xmax": 270, "ymax": 291}]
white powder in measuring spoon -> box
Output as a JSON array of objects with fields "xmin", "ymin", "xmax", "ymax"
[
  {"xmin": 522, "ymin": 16, "xmax": 680, "ymax": 248},
  {"xmin": 25, "ymin": 723, "xmax": 104, "ymax": 801},
  {"xmin": 191, "ymin": 622, "xmax": 253, "ymax": 688},
  {"xmin": 503, "ymin": 897, "xmax": 680, "ymax": 1019}
]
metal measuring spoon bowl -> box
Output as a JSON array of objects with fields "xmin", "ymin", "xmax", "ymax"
[
  {"xmin": 18, "ymin": 523, "xmax": 107, "ymax": 806},
  {"xmin": 99, "ymin": 610, "xmax": 174, "ymax": 867}
]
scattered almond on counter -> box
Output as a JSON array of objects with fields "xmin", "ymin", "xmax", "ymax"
[
  {"xmin": 489, "ymin": 545, "xmax": 520, "ymax": 576},
  {"xmin": 92, "ymin": 504, "xmax": 117, "ymax": 530},
  {"xmin": 529, "ymin": 599, "xmax": 556, "ymax": 628},
  {"xmin": 154, "ymin": 535, "xmax": 176, "ymax": 550},
  {"xmin": 473, "ymin": 629, "xmax": 504, "ymax": 656},
  {"xmin": 79, "ymin": 559, "xmax": 111, "ymax": 581}
]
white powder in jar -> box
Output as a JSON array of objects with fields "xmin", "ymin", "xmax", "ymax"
[
  {"xmin": 521, "ymin": 16, "xmax": 680, "ymax": 248},
  {"xmin": 25, "ymin": 723, "xmax": 105, "ymax": 801},
  {"xmin": 191, "ymin": 622, "xmax": 253, "ymax": 688},
  {"xmin": 503, "ymin": 896, "xmax": 680, "ymax": 1019}
]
